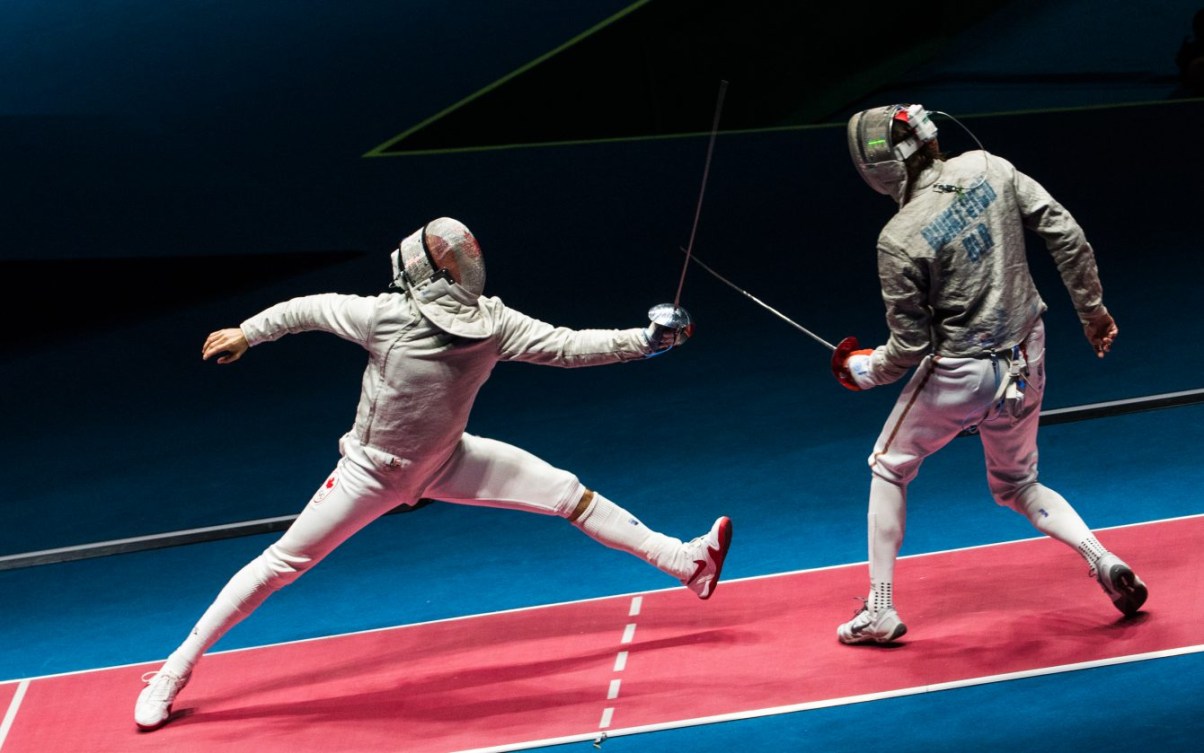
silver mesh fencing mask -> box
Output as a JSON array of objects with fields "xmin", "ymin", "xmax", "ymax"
[
  {"xmin": 391, "ymin": 217, "xmax": 486, "ymax": 296},
  {"xmin": 847, "ymin": 104, "xmax": 939, "ymax": 202}
]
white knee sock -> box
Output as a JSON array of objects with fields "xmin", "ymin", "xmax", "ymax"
[
  {"xmin": 1010, "ymin": 484, "xmax": 1106, "ymax": 565},
  {"xmin": 161, "ymin": 592, "xmax": 251, "ymax": 678},
  {"xmin": 160, "ymin": 547, "xmax": 307, "ymax": 677},
  {"xmin": 869, "ymin": 581, "xmax": 895, "ymax": 613},
  {"xmin": 867, "ymin": 476, "xmax": 906, "ymax": 611},
  {"xmin": 1076, "ymin": 535, "xmax": 1110, "ymax": 568},
  {"xmin": 572, "ymin": 492, "xmax": 686, "ymax": 579}
]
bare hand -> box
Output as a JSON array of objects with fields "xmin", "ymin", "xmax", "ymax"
[
  {"xmin": 202, "ymin": 328, "xmax": 249, "ymax": 364},
  {"xmin": 1083, "ymin": 311, "xmax": 1118, "ymax": 358}
]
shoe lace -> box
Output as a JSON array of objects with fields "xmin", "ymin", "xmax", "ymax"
[{"xmin": 140, "ymin": 670, "xmax": 186, "ymax": 702}]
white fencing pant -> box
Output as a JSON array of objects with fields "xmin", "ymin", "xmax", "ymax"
[
  {"xmin": 161, "ymin": 432, "xmax": 591, "ymax": 675},
  {"xmin": 862, "ymin": 320, "xmax": 1095, "ymax": 588}
]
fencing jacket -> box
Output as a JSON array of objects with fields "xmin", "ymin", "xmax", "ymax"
[
  {"xmin": 240, "ymin": 287, "xmax": 652, "ymax": 479},
  {"xmin": 860, "ymin": 150, "xmax": 1108, "ymax": 386}
]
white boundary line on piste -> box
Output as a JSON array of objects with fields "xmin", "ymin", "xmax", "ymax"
[
  {"xmin": 1, "ymin": 513, "xmax": 1200, "ymax": 687},
  {"xmin": 448, "ymin": 644, "xmax": 1204, "ymax": 753},
  {"xmin": 0, "ymin": 515, "xmax": 1199, "ymax": 751},
  {"xmin": 0, "ymin": 680, "xmax": 29, "ymax": 752}
]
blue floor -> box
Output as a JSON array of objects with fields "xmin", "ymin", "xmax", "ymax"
[{"xmin": 3, "ymin": 2, "xmax": 1203, "ymax": 750}]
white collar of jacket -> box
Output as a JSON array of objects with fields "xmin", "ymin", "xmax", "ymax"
[{"xmin": 409, "ymin": 277, "xmax": 493, "ymax": 339}]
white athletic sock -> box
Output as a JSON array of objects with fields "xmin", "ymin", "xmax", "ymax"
[
  {"xmin": 160, "ymin": 596, "xmax": 247, "ymax": 677},
  {"xmin": 572, "ymin": 492, "xmax": 686, "ymax": 578},
  {"xmin": 1076, "ymin": 535, "xmax": 1110, "ymax": 568},
  {"xmin": 1011, "ymin": 484, "xmax": 1097, "ymax": 552},
  {"xmin": 158, "ymin": 553, "xmax": 287, "ymax": 677},
  {"xmin": 867, "ymin": 476, "xmax": 906, "ymax": 597},
  {"xmin": 865, "ymin": 477, "xmax": 906, "ymax": 614},
  {"xmin": 868, "ymin": 580, "xmax": 895, "ymax": 613}
]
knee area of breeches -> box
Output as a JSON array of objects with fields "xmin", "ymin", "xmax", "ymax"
[
  {"xmin": 868, "ymin": 455, "xmax": 920, "ymax": 488},
  {"xmin": 556, "ymin": 480, "xmax": 589, "ymax": 520}
]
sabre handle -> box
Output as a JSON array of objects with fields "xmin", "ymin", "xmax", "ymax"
[
  {"xmin": 644, "ymin": 303, "xmax": 695, "ymax": 357},
  {"xmin": 831, "ymin": 335, "xmax": 869, "ymax": 391}
]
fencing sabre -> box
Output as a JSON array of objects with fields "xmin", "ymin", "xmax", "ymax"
[
  {"xmin": 649, "ymin": 79, "xmax": 729, "ymax": 331},
  {"xmin": 684, "ymin": 251, "xmax": 837, "ymax": 351},
  {"xmin": 674, "ymin": 78, "xmax": 728, "ymax": 307},
  {"xmin": 679, "ymin": 248, "xmax": 866, "ymax": 389}
]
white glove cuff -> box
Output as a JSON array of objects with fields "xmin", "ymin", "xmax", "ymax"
[{"xmin": 848, "ymin": 354, "xmax": 876, "ymax": 390}]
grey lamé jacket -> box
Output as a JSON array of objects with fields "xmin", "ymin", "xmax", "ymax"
[
  {"xmin": 860, "ymin": 150, "xmax": 1107, "ymax": 386},
  {"xmin": 240, "ymin": 283, "xmax": 652, "ymax": 478}
]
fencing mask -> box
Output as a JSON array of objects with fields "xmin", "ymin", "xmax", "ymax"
[
  {"xmin": 847, "ymin": 104, "xmax": 939, "ymax": 203},
  {"xmin": 391, "ymin": 217, "xmax": 486, "ymax": 297},
  {"xmin": 390, "ymin": 217, "xmax": 492, "ymax": 338}
]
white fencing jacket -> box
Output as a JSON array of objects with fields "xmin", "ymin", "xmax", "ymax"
[{"xmin": 241, "ymin": 283, "xmax": 652, "ymax": 479}]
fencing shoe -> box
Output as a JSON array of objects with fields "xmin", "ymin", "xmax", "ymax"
[
  {"xmin": 135, "ymin": 669, "xmax": 190, "ymax": 730},
  {"xmin": 1091, "ymin": 553, "xmax": 1148, "ymax": 617},
  {"xmin": 682, "ymin": 516, "xmax": 733, "ymax": 600},
  {"xmin": 837, "ymin": 604, "xmax": 907, "ymax": 644}
]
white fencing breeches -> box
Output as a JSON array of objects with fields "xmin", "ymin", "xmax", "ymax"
[
  {"xmin": 857, "ymin": 320, "xmax": 1095, "ymax": 589},
  {"xmin": 868, "ymin": 320, "xmax": 1048, "ymax": 501},
  {"xmin": 163, "ymin": 432, "xmax": 586, "ymax": 674}
]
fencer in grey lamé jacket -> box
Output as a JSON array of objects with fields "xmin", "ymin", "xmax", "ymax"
[
  {"xmin": 861, "ymin": 150, "xmax": 1109, "ymax": 386},
  {"xmin": 240, "ymin": 281, "xmax": 653, "ymax": 483}
]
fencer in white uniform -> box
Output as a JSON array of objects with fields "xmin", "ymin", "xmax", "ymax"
[
  {"xmin": 134, "ymin": 217, "xmax": 733, "ymax": 729},
  {"xmin": 831, "ymin": 105, "xmax": 1147, "ymax": 644}
]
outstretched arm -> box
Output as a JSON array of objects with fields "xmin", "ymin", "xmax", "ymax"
[
  {"xmin": 202, "ymin": 328, "xmax": 249, "ymax": 364},
  {"xmin": 494, "ymin": 303, "xmax": 693, "ymax": 366}
]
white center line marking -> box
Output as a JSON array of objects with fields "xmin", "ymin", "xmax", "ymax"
[
  {"xmin": 600, "ymin": 596, "xmax": 645, "ymax": 730},
  {"xmin": 607, "ymin": 679, "xmax": 622, "ymax": 700}
]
